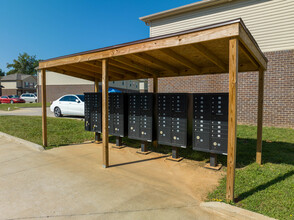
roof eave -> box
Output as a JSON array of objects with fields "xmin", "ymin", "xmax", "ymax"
[{"xmin": 140, "ymin": 0, "xmax": 234, "ymax": 23}]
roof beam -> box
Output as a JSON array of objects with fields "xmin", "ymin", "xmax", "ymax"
[
  {"xmin": 160, "ymin": 48, "xmax": 201, "ymax": 74},
  {"xmin": 238, "ymin": 24, "xmax": 267, "ymax": 70},
  {"xmin": 130, "ymin": 53, "xmax": 179, "ymax": 73},
  {"xmin": 39, "ymin": 23, "xmax": 239, "ymax": 69},
  {"xmin": 89, "ymin": 60, "xmax": 139, "ymax": 79},
  {"xmin": 73, "ymin": 62, "xmax": 123, "ymax": 80},
  {"xmin": 190, "ymin": 43, "xmax": 227, "ymax": 71},
  {"xmin": 110, "ymin": 58, "xmax": 154, "ymax": 78},
  {"xmin": 48, "ymin": 67, "xmax": 95, "ymax": 81},
  {"xmin": 113, "ymin": 57, "xmax": 159, "ymax": 76},
  {"xmin": 239, "ymin": 42, "xmax": 259, "ymax": 70}
]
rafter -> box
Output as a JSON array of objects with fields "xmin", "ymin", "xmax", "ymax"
[
  {"xmin": 112, "ymin": 57, "xmax": 159, "ymax": 77},
  {"xmin": 239, "ymin": 42, "xmax": 259, "ymax": 70},
  {"xmin": 109, "ymin": 59, "xmax": 152, "ymax": 78},
  {"xmin": 160, "ymin": 48, "xmax": 201, "ymax": 74},
  {"xmin": 58, "ymin": 65, "xmax": 96, "ymax": 78},
  {"xmin": 48, "ymin": 67, "xmax": 95, "ymax": 81},
  {"xmin": 190, "ymin": 43, "xmax": 227, "ymax": 71},
  {"xmin": 130, "ymin": 53, "xmax": 179, "ymax": 73}
]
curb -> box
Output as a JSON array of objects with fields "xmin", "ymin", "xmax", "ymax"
[
  {"xmin": 200, "ymin": 202, "xmax": 276, "ymax": 220},
  {"xmin": 0, "ymin": 131, "xmax": 44, "ymax": 152}
]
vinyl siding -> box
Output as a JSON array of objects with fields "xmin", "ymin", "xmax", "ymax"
[{"xmin": 149, "ymin": 0, "xmax": 294, "ymax": 52}]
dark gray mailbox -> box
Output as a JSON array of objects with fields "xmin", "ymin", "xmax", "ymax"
[
  {"xmin": 157, "ymin": 93, "xmax": 188, "ymax": 148},
  {"xmin": 84, "ymin": 92, "xmax": 102, "ymax": 133},
  {"xmin": 128, "ymin": 93, "xmax": 154, "ymax": 142},
  {"xmin": 192, "ymin": 93, "xmax": 228, "ymax": 155}
]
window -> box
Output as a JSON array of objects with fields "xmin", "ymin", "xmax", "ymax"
[
  {"xmin": 122, "ymin": 82, "xmax": 124, "ymax": 85},
  {"xmin": 25, "ymin": 82, "xmax": 29, "ymax": 88},
  {"xmin": 76, "ymin": 95, "xmax": 84, "ymax": 102},
  {"xmin": 60, "ymin": 96, "xmax": 76, "ymax": 102},
  {"xmin": 2, "ymin": 96, "xmax": 8, "ymax": 98}
]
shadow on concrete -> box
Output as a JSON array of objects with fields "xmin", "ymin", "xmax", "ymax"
[{"xmin": 110, "ymin": 155, "xmax": 169, "ymax": 168}]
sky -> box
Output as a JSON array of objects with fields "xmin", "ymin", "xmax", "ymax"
[{"xmin": 0, "ymin": 0, "xmax": 200, "ymax": 72}]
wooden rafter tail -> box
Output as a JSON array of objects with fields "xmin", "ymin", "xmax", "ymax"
[{"xmin": 160, "ymin": 48, "xmax": 201, "ymax": 74}]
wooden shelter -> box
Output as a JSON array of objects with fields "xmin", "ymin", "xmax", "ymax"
[{"xmin": 38, "ymin": 18, "xmax": 267, "ymax": 202}]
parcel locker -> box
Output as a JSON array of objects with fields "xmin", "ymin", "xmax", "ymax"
[
  {"xmin": 157, "ymin": 93, "xmax": 188, "ymax": 148},
  {"xmin": 84, "ymin": 92, "xmax": 102, "ymax": 133},
  {"xmin": 108, "ymin": 93, "xmax": 127, "ymax": 137},
  {"xmin": 192, "ymin": 93, "xmax": 228, "ymax": 155},
  {"xmin": 127, "ymin": 93, "xmax": 154, "ymax": 142}
]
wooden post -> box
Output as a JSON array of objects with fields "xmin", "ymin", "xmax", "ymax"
[
  {"xmin": 94, "ymin": 79, "xmax": 99, "ymax": 92},
  {"xmin": 102, "ymin": 59, "xmax": 109, "ymax": 168},
  {"xmin": 41, "ymin": 69, "xmax": 47, "ymax": 147},
  {"xmin": 256, "ymin": 68, "xmax": 264, "ymax": 165},
  {"xmin": 226, "ymin": 38, "xmax": 238, "ymax": 202}
]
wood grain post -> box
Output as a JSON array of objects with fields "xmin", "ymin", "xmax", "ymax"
[
  {"xmin": 153, "ymin": 76, "xmax": 158, "ymax": 148},
  {"xmin": 95, "ymin": 79, "xmax": 99, "ymax": 92},
  {"xmin": 102, "ymin": 59, "xmax": 109, "ymax": 168},
  {"xmin": 256, "ymin": 68, "xmax": 264, "ymax": 165},
  {"xmin": 226, "ymin": 38, "xmax": 238, "ymax": 202},
  {"xmin": 41, "ymin": 69, "xmax": 47, "ymax": 147}
]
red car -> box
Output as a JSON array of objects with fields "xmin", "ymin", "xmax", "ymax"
[{"xmin": 0, "ymin": 95, "xmax": 26, "ymax": 104}]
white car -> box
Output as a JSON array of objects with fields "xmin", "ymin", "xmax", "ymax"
[
  {"xmin": 20, "ymin": 93, "xmax": 37, "ymax": 103},
  {"xmin": 50, "ymin": 94, "xmax": 84, "ymax": 117}
]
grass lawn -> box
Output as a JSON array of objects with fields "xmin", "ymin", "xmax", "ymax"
[
  {"xmin": 0, "ymin": 102, "xmax": 50, "ymax": 111},
  {"xmin": 0, "ymin": 116, "xmax": 293, "ymax": 219},
  {"xmin": 208, "ymin": 125, "xmax": 294, "ymax": 220}
]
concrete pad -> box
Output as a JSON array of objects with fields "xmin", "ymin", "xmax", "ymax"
[
  {"xmin": 0, "ymin": 131, "xmax": 44, "ymax": 151},
  {"xmin": 200, "ymin": 202, "xmax": 276, "ymax": 220},
  {"xmin": 0, "ymin": 137, "xmax": 268, "ymax": 219}
]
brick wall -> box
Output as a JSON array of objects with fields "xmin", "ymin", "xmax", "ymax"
[{"xmin": 148, "ymin": 49, "xmax": 294, "ymax": 128}]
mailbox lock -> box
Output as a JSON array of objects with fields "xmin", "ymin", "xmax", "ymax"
[
  {"xmin": 196, "ymin": 136, "xmax": 200, "ymax": 140},
  {"xmin": 213, "ymin": 142, "xmax": 217, "ymax": 146}
]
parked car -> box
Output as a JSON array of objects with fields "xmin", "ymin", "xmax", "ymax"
[
  {"xmin": 20, "ymin": 93, "xmax": 37, "ymax": 103},
  {"xmin": 0, "ymin": 95, "xmax": 25, "ymax": 104},
  {"xmin": 50, "ymin": 94, "xmax": 85, "ymax": 117}
]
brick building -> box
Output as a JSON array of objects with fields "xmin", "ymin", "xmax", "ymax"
[{"xmin": 140, "ymin": 0, "xmax": 294, "ymax": 128}]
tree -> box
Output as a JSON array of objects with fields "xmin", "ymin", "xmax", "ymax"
[
  {"xmin": 0, "ymin": 68, "xmax": 5, "ymax": 76},
  {"xmin": 6, "ymin": 52, "xmax": 40, "ymax": 75}
]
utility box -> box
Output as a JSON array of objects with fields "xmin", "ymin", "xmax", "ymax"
[
  {"xmin": 84, "ymin": 92, "xmax": 102, "ymax": 133},
  {"xmin": 128, "ymin": 93, "xmax": 154, "ymax": 142},
  {"xmin": 157, "ymin": 93, "xmax": 188, "ymax": 148},
  {"xmin": 192, "ymin": 93, "xmax": 228, "ymax": 155},
  {"xmin": 108, "ymin": 93, "xmax": 127, "ymax": 137}
]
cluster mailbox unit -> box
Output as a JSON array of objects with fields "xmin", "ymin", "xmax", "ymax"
[
  {"xmin": 157, "ymin": 93, "xmax": 188, "ymax": 159},
  {"xmin": 192, "ymin": 93, "xmax": 229, "ymax": 166},
  {"xmin": 128, "ymin": 93, "xmax": 154, "ymax": 153},
  {"xmin": 84, "ymin": 92, "xmax": 229, "ymax": 165},
  {"xmin": 84, "ymin": 93, "xmax": 102, "ymax": 142},
  {"xmin": 108, "ymin": 93, "xmax": 128, "ymax": 146}
]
